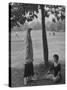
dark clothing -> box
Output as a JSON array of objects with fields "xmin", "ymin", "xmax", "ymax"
[
  {"xmin": 24, "ymin": 62, "xmax": 34, "ymax": 77},
  {"xmin": 50, "ymin": 63, "xmax": 61, "ymax": 77},
  {"xmin": 25, "ymin": 31, "xmax": 33, "ymax": 63}
]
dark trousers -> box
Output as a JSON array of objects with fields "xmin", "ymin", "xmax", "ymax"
[{"xmin": 24, "ymin": 62, "xmax": 34, "ymax": 77}]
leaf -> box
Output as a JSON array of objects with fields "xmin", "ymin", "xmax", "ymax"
[
  {"xmin": 33, "ymin": 14, "xmax": 38, "ymax": 18},
  {"xmin": 45, "ymin": 11, "xmax": 49, "ymax": 17},
  {"xmin": 52, "ymin": 18, "xmax": 56, "ymax": 23},
  {"xmin": 27, "ymin": 17, "xmax": 33, "ymax": 22},
  {"xmin": 61, "ymin": 14, "xmax": 65, "ymax": 21},
  {"xmin": 57, "ymin": 16, "xmax": 60, "ymax": 21}
]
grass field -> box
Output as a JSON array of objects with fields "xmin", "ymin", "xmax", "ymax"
[
  {"xmin": 11, "ymin": 30, "xmax": 65, "ymax": 68},
  {"xmin": 11, "ymin": 30, "xmax": 65, "ymax": 87}
]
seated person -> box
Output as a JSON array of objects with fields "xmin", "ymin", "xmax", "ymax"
[{"xmin": 46, "ymin": 54, "xmax": 61, "ymax": 83}]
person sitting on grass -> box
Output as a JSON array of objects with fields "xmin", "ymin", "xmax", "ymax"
[{"xmin": 45, "ymin": 54, "xmax": 61, "ymax": 83}]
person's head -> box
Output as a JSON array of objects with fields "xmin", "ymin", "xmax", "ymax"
[
  {"xmin": 28, "ymin": 28, "xmax": 32, "ymax": 33},
  {"xmin": 53, "ymin": 54, "xmax": 59, "ymax": 63}
]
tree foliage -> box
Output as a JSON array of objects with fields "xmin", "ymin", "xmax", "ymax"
[
  {"xmin": 9, "ymin": 3, "xmax": 65, "ymax": 28},
  {"xmin": 10, "ymin": 3, "xmax": 39, "ymax": 28}
]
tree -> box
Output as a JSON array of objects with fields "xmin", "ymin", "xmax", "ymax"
[
  {"xmin": 40, "ymin": 5, "xmax": 65, "ymax": 66},
  {"xmin": 10, "ymin": 3, "xmax": 65, "ymax": 66},
  {"xmin": 40, "ymin": 5, "xmax": 48, "ymax": 66}
]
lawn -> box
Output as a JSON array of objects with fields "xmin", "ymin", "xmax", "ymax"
[
  {"xmin": 10, "ymin": 30, "xmax": 65, "ymax": 87},
  {"xmin": 11, "ymin": 30, "xmax": 65, "ymax": 68},
  {"xmin": 11, "ymin": 62, "xmax": 65, "ymax": 87}
]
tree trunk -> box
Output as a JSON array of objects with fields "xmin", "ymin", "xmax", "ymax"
[{"xmin": 40, "ymin": 5, "xmax": 48, "ymax": 66}]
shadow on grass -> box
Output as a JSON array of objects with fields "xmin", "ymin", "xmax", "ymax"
[{"xmin": 11, "ymin": 61, "xmax": 65, "ymax": 87}]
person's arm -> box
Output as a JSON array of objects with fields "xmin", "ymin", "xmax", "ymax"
[
  {"xmin": 50, "ymin": 63, "xmax": 54, "ymax": 71},
  {"xmin": 57, "ymin": 64, "xmax": 61, "ymax": 76},
  {"xmin": 47, "ymin": 63, "xmax": 54, "ymax": 74}
]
